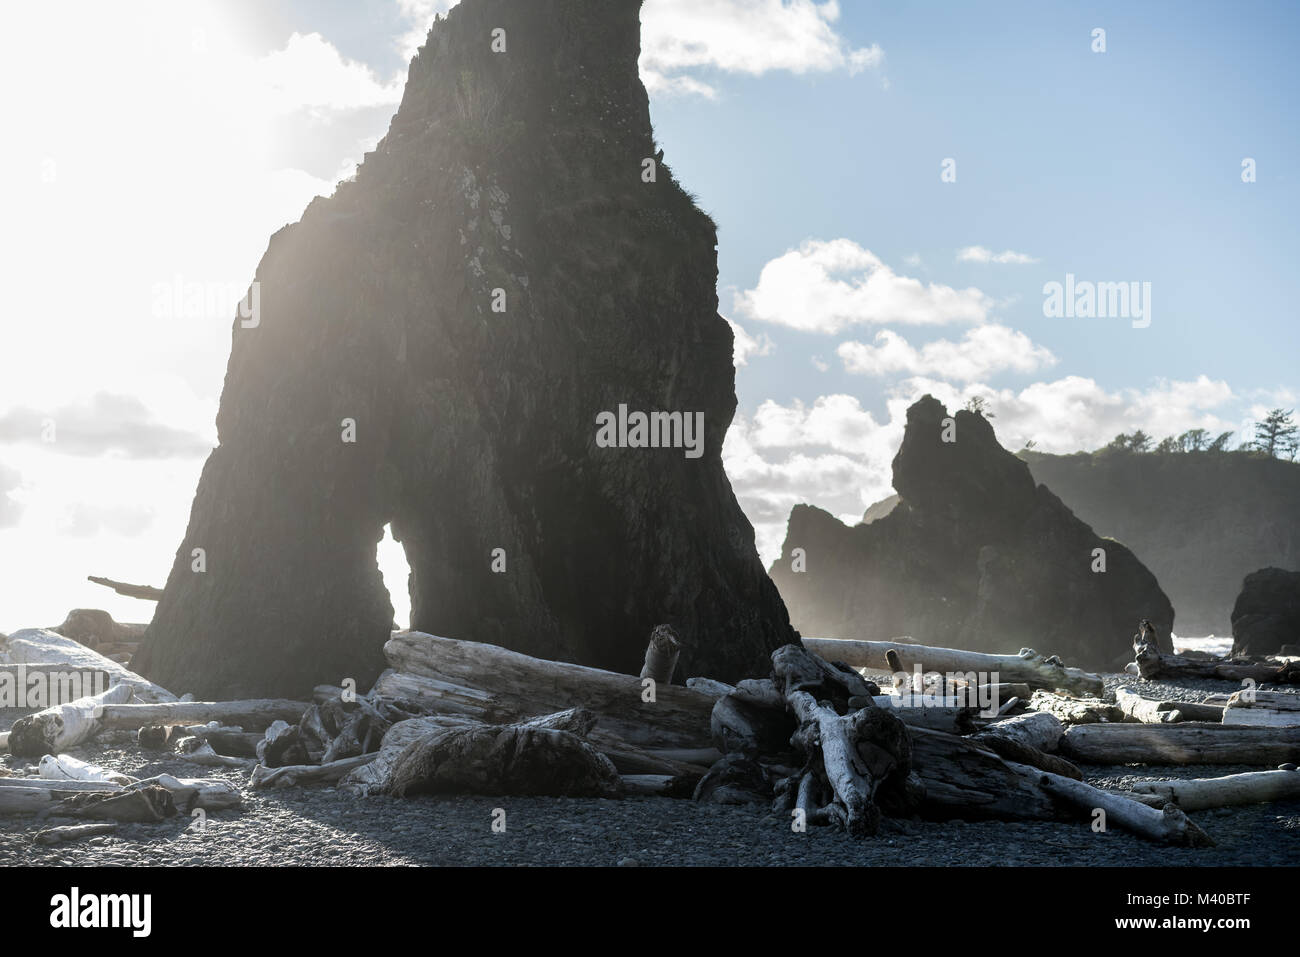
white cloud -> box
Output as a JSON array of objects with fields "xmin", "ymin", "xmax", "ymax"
[
  {"xmin": 725, "ymin": 317, "xmax": 774, "ymax": 366},
  {"xmin": 640, "ymin": 0, "xmax": 882, "ymax": 98},
  {"xmin": 396, "ymin": 0, "xmax": 461, "ymax": 62},
  {"xmin": 957, "ymin": 245, "xmax": 1039, "ymax": 265},
  {"xmin": 734, "ymin": 239, "xmax": 991, "ymax": 334},
  {"xmin": 838, "ymin": 325, "xmax": 1057, "ymax": 382},
  {"xmin": 252, "ymin": 32, "xmax": 403, "ymax": 115}
]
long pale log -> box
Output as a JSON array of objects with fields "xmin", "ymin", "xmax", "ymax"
[
  {"xmin": 249, "ymin": 753, "xmax": 377, "ymax": 789},
  {"xmin": 1227, "ymin": 690, "xmax": 1300, "ymax": 710},
  {"xmin": 173, "ymin": 741, "xmax": 257, "ymax": 770},
  {"xmin": 98, "ymin": 699, "xmax": 309, "ymax": 732},
  {"xmin": 0, "ymin": 777, "xmax": 120, "ymax": 792},
  {"xmin": 127, "ymin": 774, "xmax": 242, "ymax": 811},
  {"xmin": 1220, "ymin": 709, "xmax": 1300, "ymax": 728},
  {"xmin": 802, "ymin": 638, "xmax": 1103, "ymax": 697},
  {"xmin": 383, "ymin": 631, "xmax": 715, "ymax": 750},
  {"xmin": 1222, "ymin": 690, "xmax": 1300, "ymax": 726},
  {"xmin": 1130, "ymin": 770, "xmax": 1300, "ymax": 811},
  {"xmin": 975, "ymin": 711, "xmax": 1064, "ymax": 751},
  {"xmin": 1022, "ymin": 763, "xmax": 1214, "ymax": 847},
  {"xmin": 0, "ymin": 628, "xmax": 174, "ymax": 702},
  {"xmin": 87, "ymin": 575, "xmax": 164, "ymax": 601},
  {"xmin": 871, "ymin": 697, "xmax": 978, "ymax": 734},
  {"xmin": 1062, "ymin": 723, "xmax": 1300, "ymax": 765},
  {"xmin": 1115, "ymin": 686, "xmax": 1192, "ymax": 724},
  {"xmin": 7, "ymin": 684, "xmax": 134, "ymax": 756}
]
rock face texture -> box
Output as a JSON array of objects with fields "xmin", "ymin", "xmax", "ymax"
[
  {"xmin": 1231, "ymin": 567, "xmax": 1300, "ymax": 657},
  {"xmin": 133, "ymin": 0, "xmax": 793, "ymax": 699},
  {"xmin": 1023, "ymin": 450, "xmax": 1300, "ymax": 637},
  {"xmin": 769, "ymin": 396, "xmax": 1174, "ymax": 670}
]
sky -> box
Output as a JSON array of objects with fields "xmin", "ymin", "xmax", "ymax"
[{"xmin": 1, "ymin": 0, "xmax": 1296, "ymax": 632}]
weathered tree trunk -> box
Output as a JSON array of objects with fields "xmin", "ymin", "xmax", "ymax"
[
  {"xmin": 907, "ymin": 727, "xmax": 1058, "ymax": 821},
  {"xmin": 38, "ymin": 754, "xmax": 135, "ymax": 786},
  {"xmin": 98, "ymin": 699, "xmax": 309, "ymax": 732},
  {"xmin": 1222, "ymin": 690, "xmax": 1300, "ymax": 727},
  {"xmin": 0, "ymin": 629, "xmax": 174, "ymax": 702},
  {"xmin": 1028, "ymin": 690, "xmax": 1124, "ymax": 725},
  {"xmin": 1129, "ymin": 769, "xmax": 1300, "ymax": 810},
  {"xmin": 381, "ymin": 631, "xmax": 716, "ymax": 750},
  {"xmin": 974, "ymin": 711, "xmax": 1064, "ymax": 751},
  {"xmin": 801, "ymin": 638, "xmax": 1103, "ymax": 697},
  {"xmin": 7, "ymin": 684, "xmax": 134, "ymax": 756},
  {"xmin": 1112, "ymin": 686, "xmax": 1221, "ymax": 724},
  {"xmin": 1132, "ymin": 635, "xmax": 1300, "ymax": 684},
  {"xmin": 1061, "ymin": 723, "xmax": 1300, "ymax": 765},
  {"xmin": 34, "ymin": 823, "xmax": 119, "ymax": 845}
]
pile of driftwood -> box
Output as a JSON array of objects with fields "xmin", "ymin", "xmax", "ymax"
[{"xmin": 4, "ymin": 618, "xmax": 1300, "ymax": 851}]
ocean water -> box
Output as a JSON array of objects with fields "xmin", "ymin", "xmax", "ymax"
[{"xmin": 1171, "ymin": 634, "xmax": 1233, "ymax": 656}]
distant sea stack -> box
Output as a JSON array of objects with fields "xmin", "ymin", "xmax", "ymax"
[
  {"xmin": 1023, "ymin": 449, "xmax": 1300, "ymax": 636},
  {"xmin": 770, "ymin": 396, "xmax": 1174, "ymax": 670},
  {"xmin": 1231, "ymin": 567, "xmax": 1300, "ymax": 657},
  {"xmin": 133, "ymin": 0, "xmax": 793, "ymax": 698}
]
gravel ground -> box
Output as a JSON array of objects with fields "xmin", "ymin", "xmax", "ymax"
[{"xmin": 2, "ymin": 675, "xmax": 1298, "ymax": 867}]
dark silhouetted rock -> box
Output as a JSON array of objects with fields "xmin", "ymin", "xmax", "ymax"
[
  {"xmin": 1231, "ymin": 567, "xmax": 1300, "ymax": 657},
  {"xmin": 51, "ymin": 609, "xmax": 146, "ymax": 649},
  {"xmin": 132, "ymin": 0, "xmax": 792, "ymax": 699},
  {"xmin": 770, "ymin": 396, "xmax": 1174, "ymax": 670},
  {"xmin": 1023, "ymin": 448, "xmax": 1300, "ymax": 636}
]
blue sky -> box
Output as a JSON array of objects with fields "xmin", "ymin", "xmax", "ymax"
[{"xmin": 1, "ymin": 0, "xmax": 1296, "ymax": 628}]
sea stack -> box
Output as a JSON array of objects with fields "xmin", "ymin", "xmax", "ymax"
[
  {"xmin": 133, "ymin": 0, "xmax": 794, "ymax": 698},
  {"xmin": 770, "ymin": 395, "xmax": 1174, "ymax": 670}
]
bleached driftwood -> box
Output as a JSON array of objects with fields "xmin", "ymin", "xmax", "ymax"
[
  {"xmin": 871, "ymin": 696, "xmax": 978, "ymax": 734},
  {"xmin": 6, "ymin": 684, "xmax": 134, "ymax": 756},
  {"xmin": 685, "ymin": 677, "xmax": 736, "ymax": 698},
  {"xmin": 969, "ymin": 713, "xmax": 1078, "ymax": 779},
  {"xmin": 801, "ymin": 638, "xmax": 1103, "ymax": 697},
  {"xmin": 1028, "ymin": 690, "xmax": 1124, "ymax": 725},
  {"xmin": 1222, "ymin": 690, "xmax": 1300, "ymax": 727},
  {"xmin": 38, "ymin": 754, "xmax": 136, "ymax": 787},
  {"xmin": 249, "ymin": 753, "xmax": 377, "ymax": 789},
  {"xmin": 174, "ymin": 741, "xmax": 257, "ymax": 770},
  {"xmin": 124, "ymin": 774, "xmax": 241, "ymax": 811},
  {"xmin": 380, "ymin": 631, "xmax": 716, "ymax": 750},
  {"xmin": 1112, "ymin": 686, "xmax": 1212, "ymax": 724},
  {"xmin": 1061, "ymin": 723, "xmax": 1300, "ymax": 765},
  {"xmin": 99, "ymin": 699, "xmax": 309, "ymax": 732},
  {"xmin": 1129, "ymin": 769, "xmax": 1300, "ymax": 811},
  {"xmin": 0, "ymin": 628, "xmax": 174, "ymax": 702},
  {"xmin": 1024, "ymin": 764, "xmax": 1214, "ymax": 847},
  {"xmin": 34, "ymin": 822, "xmax": 118, "ymax": 845}
]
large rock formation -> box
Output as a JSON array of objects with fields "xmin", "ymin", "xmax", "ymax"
[
  {"xmin": 133, "ymin": 0, "xmax": 793, "ymax": 699},
  {"xmin": 1022, "ymin": 449, "xmax": 1300, "ymax": 636},
  {"xmin": 770, "ymin": 396, "xmax": 1174, "ymax": 670},
  {"xmin": 1231, "ymin": 567, "xmax": 1300, "ymax": 657}
]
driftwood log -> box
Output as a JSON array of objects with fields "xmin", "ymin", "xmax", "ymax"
[
  {"xmin": 1061, "ymin": 723, "xmax": 1300, "ymax": 765},
  {"xmin": 1222, "ymin": 690, "xmax": 1300, "ymax": 727},
  {"xmin": 1028, "ymin": 765, "xmax": 1214, "ymax": 847},
  {"xmin": 1129, "ymin": 769, "xmax": 1300, "ymax": 810},
  {"xmin": 1131, "ymin": 633, "xmax": 1300, "ymax": 684},
  {"xmin": 7, "ymin": 684, "xmax": 134, "ymax": 756},
  {"xmin": 34, "ymin": 822, "xmax": 119, "ymax": 845},
  {"xmin": 249, "ymin": 754, "xmax": 377, "ymax": 789},
  {"xmin": 639, "ymin": 625, "xmax": 682, "ymax": 685},
  {"xmin": 801, "ymin": 638, "xmax": 1103, "ymax": 697},
  {"xmin": 1028, "ymin": 690, "xmax": 1124, "ymax": 725},
  {"xmin": 379, "ymin": 631, "xmax": 715, "ymax": 750},
  {"xmin": 98, "ymin": 699, "xmax": 309, "ymax": 733},
  {"xmin": 1114, "ymin": 686, "xmax": 1223, "ymax": 724}
]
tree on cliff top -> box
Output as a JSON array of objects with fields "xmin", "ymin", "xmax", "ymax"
[{"xmin": 1252, "ymin": 408, "xmax": 1298, "ymax": 459}]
